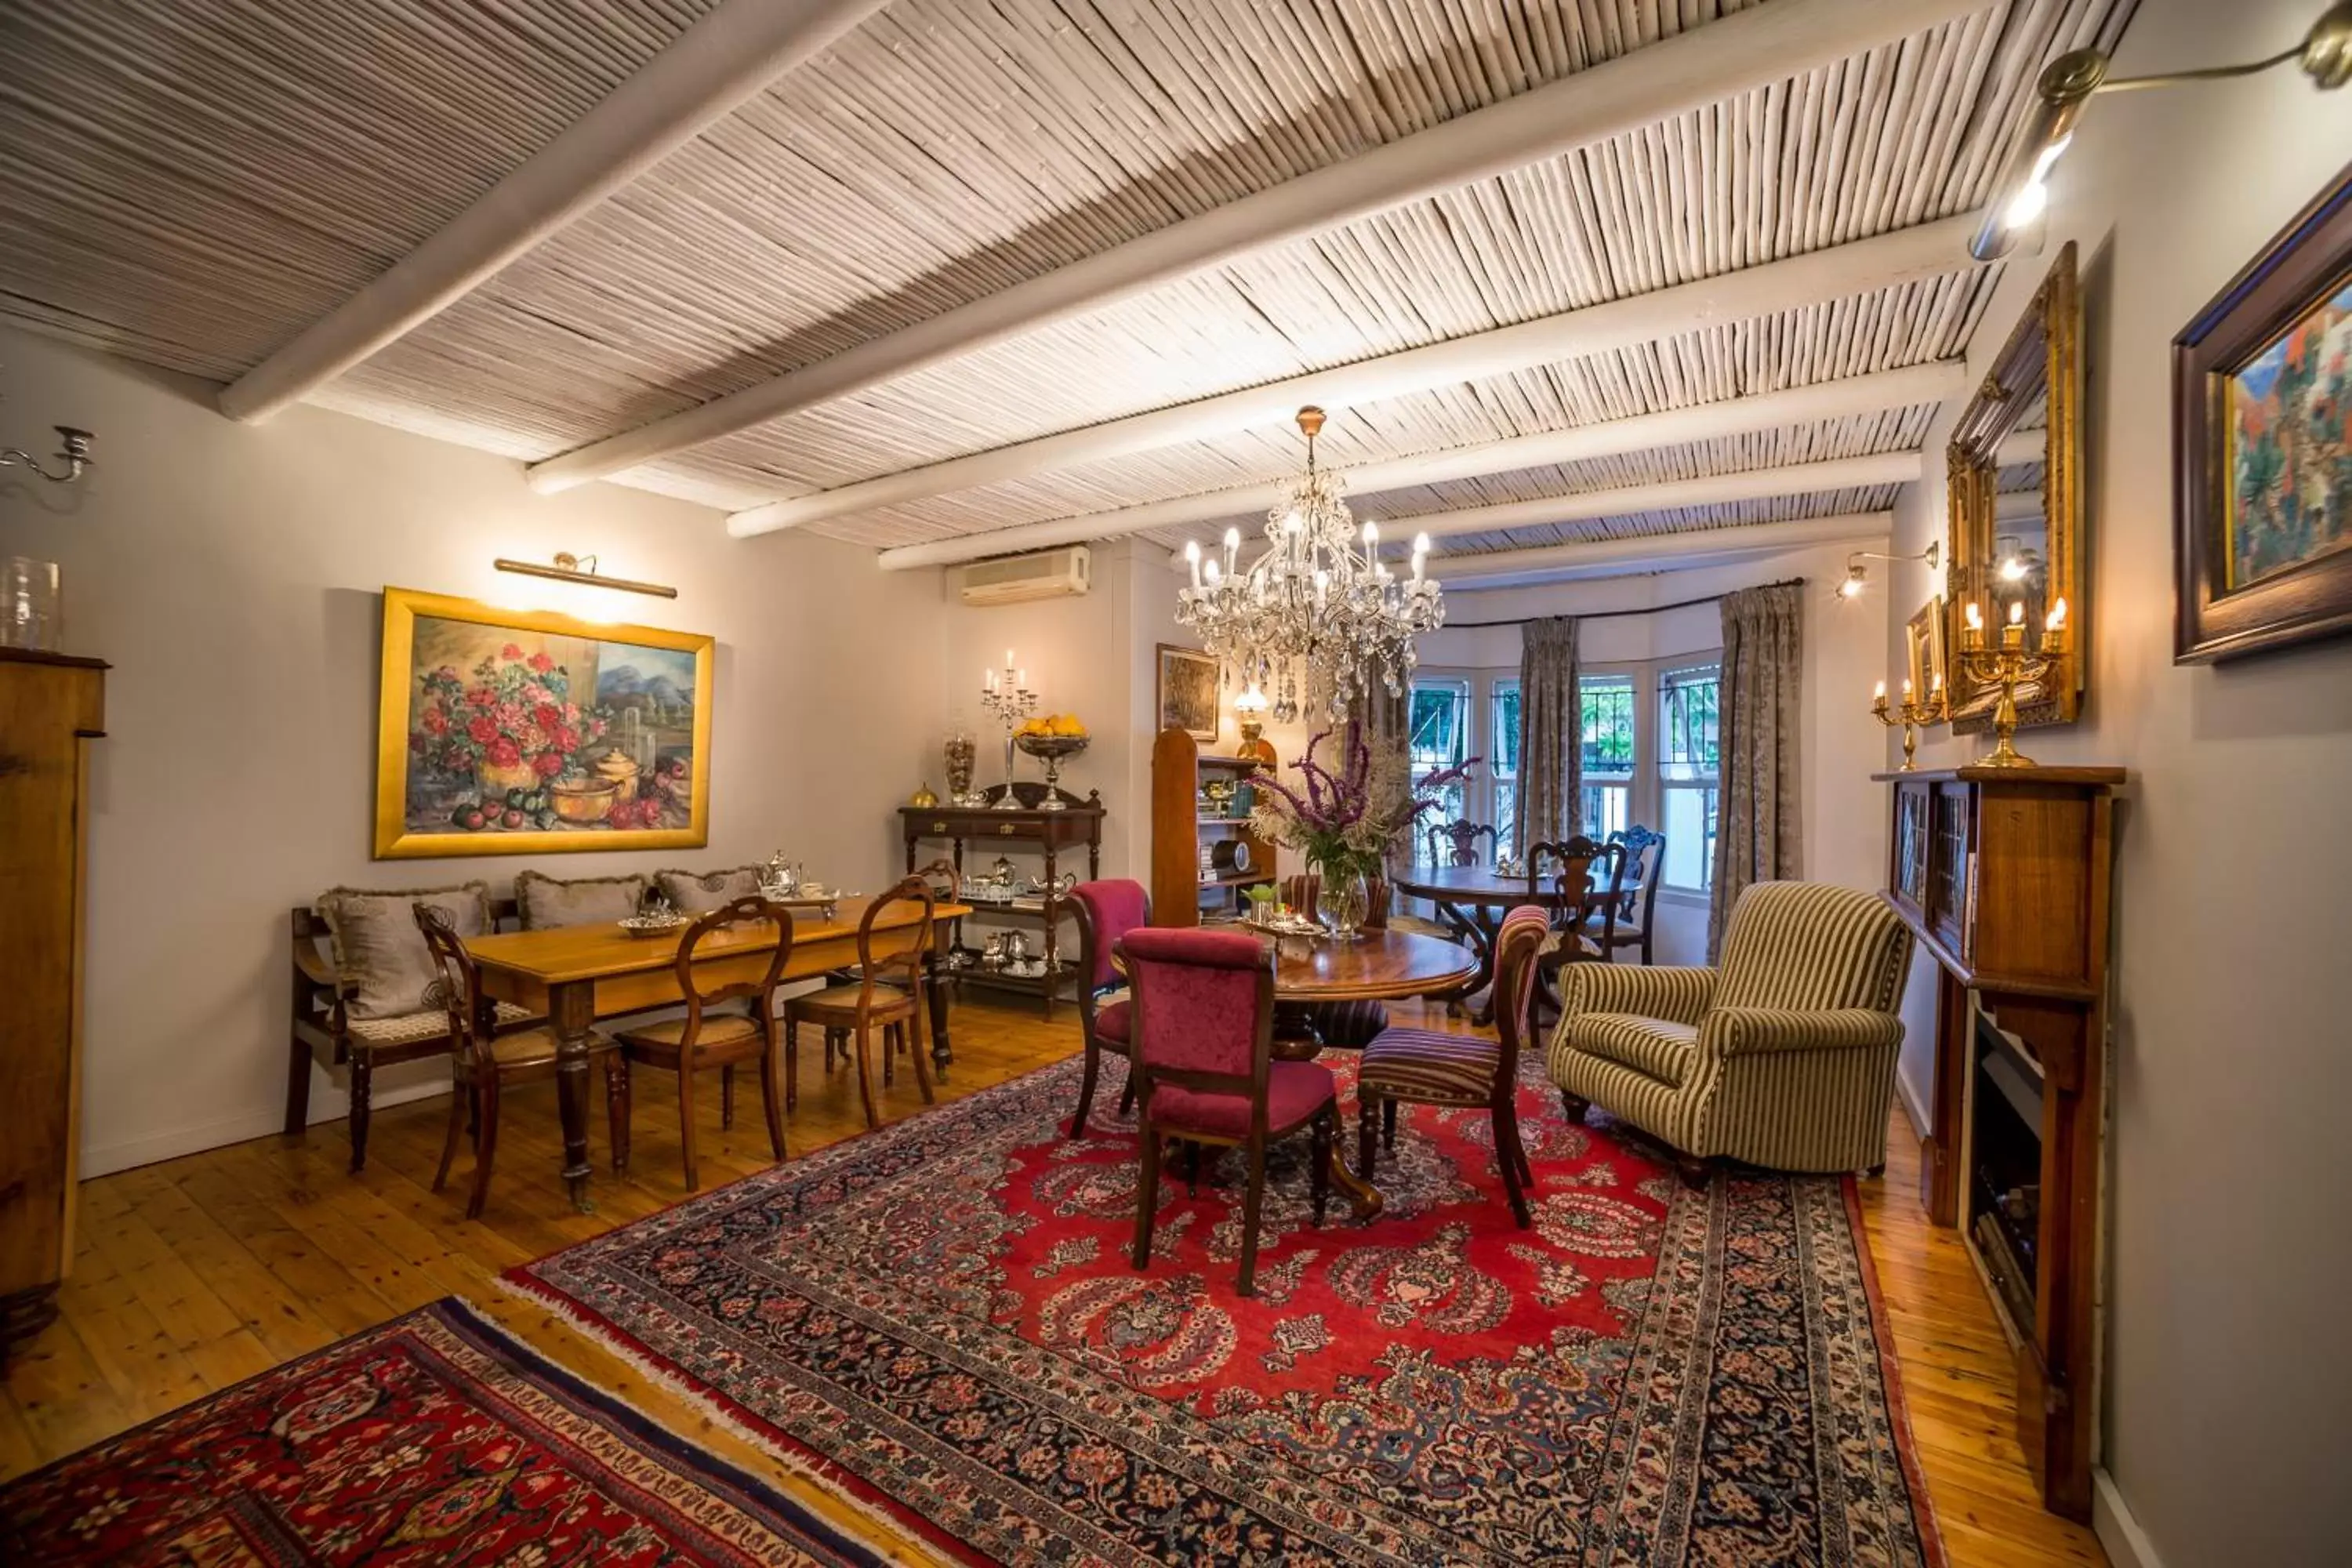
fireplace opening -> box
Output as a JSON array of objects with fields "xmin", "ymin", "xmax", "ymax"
[{"xmin": 1969, "ymin": 1006, "xmax": 2044, "ymax": 1335}]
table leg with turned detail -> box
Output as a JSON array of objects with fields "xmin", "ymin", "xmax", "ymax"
[
  {"xmin": 1272, "ymin": 1003, "xmax": 1384, "ymax": 1223},
  {"xmin": 548, "ymin": 978, "xmax": 597, "ymax": 1214}
]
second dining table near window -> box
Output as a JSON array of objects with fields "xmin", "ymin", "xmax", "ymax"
[
  {"xmin": 1392, "ymin": 858, "xmax": 1610, "ymax": 1023},
  {"xmin": 463, "ymin": 892, "xmax": 971, "ymax": 1211}
]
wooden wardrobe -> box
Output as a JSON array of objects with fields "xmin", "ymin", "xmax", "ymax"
[{"xmin": 0, "ymin": 648, "xmax": 107, "ymax": 1364}]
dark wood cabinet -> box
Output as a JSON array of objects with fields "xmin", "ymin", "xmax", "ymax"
[
  {"xmin": 0, "ymin": 648, "xmax": 107, "ymax": 1366},
  {"xmin": 902, "ymin": 785, "xmax": 1103, "ymax": 1018},
  {"xmin": 1877, "ymin": 764, "xmax": 2121, "ymax": 1523}
]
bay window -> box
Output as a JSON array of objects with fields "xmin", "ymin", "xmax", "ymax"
[{"xmin": 1657, "ymin": 662, "xmax": 1721, "ymax": 891}]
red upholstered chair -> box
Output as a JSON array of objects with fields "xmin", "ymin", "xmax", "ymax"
[
  {"xmin": 1065, "ymin": 878, "xmax": 1150, "ymax": 1138},
  {"xmin": 1356, "ymin": 904, "xmax": 1550, "ymax": 1226},
  {"xmin": 1121, "ymin": 927, "xmax": 1338, "ymax": 1297}
]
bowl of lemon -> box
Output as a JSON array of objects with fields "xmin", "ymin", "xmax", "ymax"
[{"xmin": 1013, "ymin": 714, "xmax": 1090, "ymax": 808}]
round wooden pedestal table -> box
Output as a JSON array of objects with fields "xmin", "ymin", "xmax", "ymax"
[
  {"xmin": 1261, "ymin": 927, "xmax": 1481, "ymax": 1221},
  {"xmin": 1391, "ymin": 863, "xmax": 1601, "ymax": 1024}
]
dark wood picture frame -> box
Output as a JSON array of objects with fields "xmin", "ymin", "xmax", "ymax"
[
  {"xmin": 2173, "ymin": 160, "xmax": 2352, "ymax": 663},
  {"xmin": 1156, "ymin": 643, "xmax": 1219, "ymax": 742}
]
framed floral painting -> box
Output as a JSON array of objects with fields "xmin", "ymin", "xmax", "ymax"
[
  {"xmin": 374, "ymin": 588, "xmax": 713, "ymax": 858},
  {"xmin": 2175, "ymin": 160, "xmax": 2352, "ymax": 662}
]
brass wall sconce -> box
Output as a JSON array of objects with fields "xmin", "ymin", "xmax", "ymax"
[
  {"xmin": 1955, "ymin": 597, "xmax": 2070, "ymax": 768},
  {"xmin": 1871, "ymin": 674, "xmax": 1948, "ymax": 772},
  {"xmin": 1837, "ymin": 542, "xmax": 1940, "ymax": 601},
  {"xmin": 1972, "ymin": 4, "xmax": 2352, "ymax": 260},
  {"xmin": 492, "ymin": 551, "xmax": 677, "ymax": 599}
]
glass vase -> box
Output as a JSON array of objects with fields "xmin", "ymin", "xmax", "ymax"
[
  {"xmin": 2, "ymin": 557, "xmax": 61, "ymax": 652},
  {"xmin": 1315, "ymin": 860, "xmax": 1372, "ymax": 942}
]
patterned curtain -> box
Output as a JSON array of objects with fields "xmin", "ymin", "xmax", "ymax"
[
  {"xmin": 1349, "ymin": 680, "xmax": 1410, "ymax": 873},
  {"xmin": 1709, "ymin": 583, "xmax": 1804, "ymax": 957},
  {"xmin": 1516, "ymin": 615, "xmax": 1579, "ymax": 858}
]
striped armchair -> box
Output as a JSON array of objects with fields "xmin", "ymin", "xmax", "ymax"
[{"xmin": 1546, "ymin": 881, "xmax": 1914, "ymax": 1181}]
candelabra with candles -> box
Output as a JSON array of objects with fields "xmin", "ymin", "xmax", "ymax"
[
  {"xmin": 1955, "ymin": 595, "xmax": 2068, "ymax": 768},
  {"xmin": 1870, "ymin": 672, "xmax": 1949, "ymax": 771},
  {"xmin": 978, "ymin": 650, "xmax": 1037, "ymax": 808}
]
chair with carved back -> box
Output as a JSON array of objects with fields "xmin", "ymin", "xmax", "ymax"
[
  {"xmin": 1356, "ymin": 905, "xmax": 1549, "ymax": 1225},
  {"xmin": 612, "ymin": 896, "xmax": 794, "ymax": 1192},
  {"xmin": 1529, "ymin": 837, "xmax": 1622, "ymax": 1018},
  {"xmin": 784, "ymin": 877, "xmax": 938, "ymax": 1129},
  {"xmin": 413, "ymin": 905, "xmax": 626, "ymax": 1218},
  {"xmin": 1065, "ymin": 878, "xmax": 1150, "ymax": 1138},
  {"xmin": 1121, "ymin": 926, "xmax": 1338, "ymax": 1297},
  {"xmin": 1423, "ymin": 818, "xmax": 1497, "ymax": 867},
  {"xmin": 1602, "ymin": 826, "xmax": 1668, "ymax": 965}
]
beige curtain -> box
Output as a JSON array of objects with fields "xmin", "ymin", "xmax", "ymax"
[
  {"xmin": 1709, "ymin": 583, "xmax": 1804, "ymax": 956},
  {"xmin": 1516, "ymin": 615, "xmax": 1579, "ymax": 857},
  {"xmin": 1350, "ymin": 681, "xmax": 1410, "ymax": 873}
]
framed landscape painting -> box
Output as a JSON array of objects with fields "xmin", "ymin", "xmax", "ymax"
[
  {"xmin": 2176, "ymin": 161, "xmax": 2352, "ymax": 662},
  {"xmin": 1156, "ymin": 643, "xmax": 1219, "ymax": 742},
  {"xmin": 375, "ymin": 588, "xmax": 713, "ymax": 858}
]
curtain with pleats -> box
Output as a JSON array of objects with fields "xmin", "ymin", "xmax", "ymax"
[
  {"xmin": 1516, "ymin": 616, "xmax": 1580, "ymax": 857},
  {"xmin": 1709, "ymin": 583, "xmax": 1805, "ymax": 957}
]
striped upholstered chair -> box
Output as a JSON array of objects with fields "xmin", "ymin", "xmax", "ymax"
[{"xmin": 1547, "ymin": 882, "xmax": 1913, "ymax": 1185}]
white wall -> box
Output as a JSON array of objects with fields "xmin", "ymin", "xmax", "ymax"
[
  {"xmin": 1, "ymin": 328, "xmax": 940, "ymax": 1177},
  {"xmin": 1421, "ymin": 538, "xmax": 1894, "ymax": 962},
  {"xmin": 1878, "ymin": 4, "xmax": 2352, "ymax": 1559}
]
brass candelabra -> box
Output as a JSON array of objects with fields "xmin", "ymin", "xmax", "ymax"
[
  {"xmin": 1871, "ymin": 676, "xmax": 1948, "ymax": 771},
  {"xmin": 1955, "ymin": 597, "xmax": 2068, "ymax": 768}
]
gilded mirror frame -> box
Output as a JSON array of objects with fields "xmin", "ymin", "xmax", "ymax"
[{"xmin": 1944, "ymin": 241, "xmax": 2083, "ymax": 733}]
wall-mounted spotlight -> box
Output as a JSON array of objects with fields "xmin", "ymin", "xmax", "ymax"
[
  {"xmin": 1837, "ymin": 542, "xmax": 1940, "ymax": 602},
  {"xmin": 492, "ymin": 551, "xmax": 677, "ymax": 599},
  {"xmin": 1973, "ymin": 4, "xmax": 2352, "ymax": 261}
]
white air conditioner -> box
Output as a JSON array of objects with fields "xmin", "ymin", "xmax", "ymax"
[{"xmin": 957, "ymin": 546, "xmax": 1091, "ymax": 605}]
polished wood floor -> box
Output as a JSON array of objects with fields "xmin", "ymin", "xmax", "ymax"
[{"xmin": 3, "ymin": 996, "xmax": 2101, "ymax": 1566}]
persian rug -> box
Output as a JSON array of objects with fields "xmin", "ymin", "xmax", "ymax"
[
  {"xmin": 508, "ymin": 1054, "xmax": 1944, "ymax": 1566},
  {"xmin": 0, "ymin": 1296, "xmax": 891, "ymax": 1566}
]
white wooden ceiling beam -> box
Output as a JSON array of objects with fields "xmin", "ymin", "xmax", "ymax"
[
  {"xmin": 1434, "ymin": 514, "xmax": 1893, "ymax": 590},
  {"xmin": 215, "ymin": 0, "xmax": 887, "ymax": 424},
  {"xmin": 532, "ymin": 0, "xmax": 1984, "ymax": 493},
  {"xmin": 727, "ymin": 216, "xmax": 1984, "ymax": 536}
]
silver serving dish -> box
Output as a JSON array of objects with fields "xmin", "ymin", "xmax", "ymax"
[{"xmin": 618, "ymin": 912, "xmax": 689, "ymax": 939}]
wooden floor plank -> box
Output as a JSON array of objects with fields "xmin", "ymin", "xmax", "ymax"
[{"xmin": 2, "ymin": 996, "xmax": 2105, "ymax": 1566}]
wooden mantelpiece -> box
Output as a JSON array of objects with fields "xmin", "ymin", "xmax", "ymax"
[
  {"xmin": 0, "ymin": 647, "xmax": 107, "ymax": 1367},
  {"xmin": 1875, "ymin": 764, "xmax": 2121, "ymax": 1523}
]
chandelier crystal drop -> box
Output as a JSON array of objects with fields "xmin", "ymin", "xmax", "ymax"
[{"xmin": 1174, "ymin": 406, "xmax": 1446, "ymax": 724}]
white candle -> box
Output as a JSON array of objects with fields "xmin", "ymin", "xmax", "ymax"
[
  {"xmin": 983, "ymin": 669, "xmax": 994, "ymax": 691},
  {"xmin": 1966, "ymin": 602, "xmax": 1984, "ymax": 632},
  {"xmin": 1901, "ymin": 677, "xmax": 1912, "ymax": 698},
  {"xmin": 1185, "ymin": 539, "xmax": 1201, "ymax": 589},
  {"xmin": 1016, "ymin": 669, "xmax": 1026, "ymax": 690},
  {"xmin": 2008, "ymin": 601, "xmax": 2024, "ymax": 626},
  {"xmin": 1361, "ymin": 520, "xmax": 1378, "ymax": 548},
  {"xmin": 2047, "ymin": 596, "xmax": 2068, "ymax": 631},
  {"xmin": 1223, "ymin": 527, "xmax": 1240, "ymax": 574},
  {"xmin": 1005, "ymin": 648, "xmax": 1015, "ymax": 668},
  {"xmin": 1932, "ymin": 671, "xmax": 1944, "ymax": 693},
  {"xmin": 1204, "ymin": 559, "xmax": 1221, "ymax": 586},
  {"xmin": 1874, "ymin": 679, "xmax": 1887, "ymax": 701}
]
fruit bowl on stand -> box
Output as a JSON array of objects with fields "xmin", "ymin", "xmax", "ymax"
[{"xmin": 1013, "ymin": 731, "xmax": 1089, "ymax": 809}]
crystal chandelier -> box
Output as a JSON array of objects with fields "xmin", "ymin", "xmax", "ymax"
[{"xmin": 1174, "ymin": 407, "xmax": 1446, "ymax": 724}]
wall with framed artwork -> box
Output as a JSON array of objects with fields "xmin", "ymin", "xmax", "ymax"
[
  {"xmin": 1879, "ymin": 3, "xmax": 2352, "ymax": 1561},
  {"xmin": 1, "ymin": 325, "xmax": 942, "ymax": 1180}
]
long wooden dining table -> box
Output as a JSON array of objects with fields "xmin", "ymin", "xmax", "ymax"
[{"xmin": 465, "ymin": 896, "xmax": 971, "ymax": 1211}]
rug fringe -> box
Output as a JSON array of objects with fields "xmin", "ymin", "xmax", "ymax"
[{"xmin": 486, "ymin": 1278, "xmax": 952, "ymax": 1566}]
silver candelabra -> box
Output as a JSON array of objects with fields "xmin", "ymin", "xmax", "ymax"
[{"xmin": 978, "ymin": 650, "xmax": 1036, "ymax": 809}]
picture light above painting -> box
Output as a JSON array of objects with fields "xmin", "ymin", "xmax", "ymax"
[{"xmin": 374, "ymin": 588, "xmax": 713, "ymax": 858}]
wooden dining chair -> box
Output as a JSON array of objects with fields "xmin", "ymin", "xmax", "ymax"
[
  {"xmin": 612, "ymin": 896, "xmax": 793, "ymax": 1192},
  {"xmin": 1356, "ymin": 905, "xmax": 1551, "ymax": 1225},
  {"xmin": 1535, "ymin": 839, "xmax": 1623, "ymax": 1018},
  {"xmin": 1065, "ymin": 879, "xmax": 1149, "ymax": 1139},
  {"xmin": 785, "ymin": 877, "xmax": 938, "ymax": 1129},
  {"xmin": 1602, "ymin": 827, "xmax": 1668, "ymax": 965},
  {"xmin": 1424, "ymin": 818, "xmax": 1497, "ymax": 867},
  {"xmin": 1122, "ymin": 926, "xmax": 1338, "ymax": 1298},
  {"xmin": 414, "ymin": 905, "xmax": 627, "ymax": 1219}
]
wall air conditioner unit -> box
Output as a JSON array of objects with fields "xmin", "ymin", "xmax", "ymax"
[{"xmin": 957, "ymin": 546, "xmax": 1091, "ymax": 606}]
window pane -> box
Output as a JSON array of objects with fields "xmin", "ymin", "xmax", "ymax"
[
  {"xmin": 1494, "ymin": 781, "xmax": 1517, "ymax": 851},
  {"xmin": 1409, "ymin": 681, "xmax": 1468, "ymax": 768},
  {"xmin": 1662, "ymin": 786, "xmax": 1719, "ymax": 889},
  {"xmin": 1579, "ymin": 675, "xmax": 1635, "ymax": 778},
  {"xmin": 1490, "ymin": 681, "xmax": 1521, "ymax": 779},
  {"xmin": 1659, "ymin": 663, "xmax": 1720, "ymax": 782},
  {"xmin": 1577, "ymin": 782, "xmax": 1629, "ymax": 841}
]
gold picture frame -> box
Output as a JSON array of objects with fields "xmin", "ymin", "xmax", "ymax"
[
  {"xmin": 1156, "ymin": 643, "xmax": 1220, "ymax": 743},
  {"xmin": 1906, "ymin": 596, "xmax": 1947, "ymax": 700},
  {"xmin": 374, "ymin": 588, "xmax": 713, "ymax": 859}
]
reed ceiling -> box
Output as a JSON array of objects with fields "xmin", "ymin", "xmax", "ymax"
[{"xmin": 0, "ymin": 0, "xmax": 2135, "ymax": 566}]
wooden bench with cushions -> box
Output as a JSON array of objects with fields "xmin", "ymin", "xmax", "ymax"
[{"xmin": 285, "ymin": 868, "xmax": 678, "ymax": 1171}]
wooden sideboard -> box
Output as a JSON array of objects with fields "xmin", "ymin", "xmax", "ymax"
[
  {"xmin": 1876, "ymin": 764, "xmax": 2121, "ymax": 1522},
  {"xmin": 0, "ymin": 648, "xmax": 107, "ymax": 1366},
  {"xmin": 1150, "ymin": 726, "xmax": 1276, "ymax": 927},
  {"xmin": 901, "ymin": 783, "xmax": 1103, "ymax": 1018}
]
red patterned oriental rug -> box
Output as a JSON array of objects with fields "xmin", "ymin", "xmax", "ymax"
[
  {"xmin": 507, "ymin": 1054, "xmax": 1944, "ymax": 1566},
  {"xmin": 0, "ymin": 1297, "xmax": 891, "ymax": 1566}
]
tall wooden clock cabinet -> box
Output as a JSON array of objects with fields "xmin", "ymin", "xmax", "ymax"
[
  {"xmin": 0, "ymin": 647, "xmax": 107, "ymax": 1365},
  {"xmin": 1876, "ymin": 764, "xmax": 2122, "ymax": 1522}
]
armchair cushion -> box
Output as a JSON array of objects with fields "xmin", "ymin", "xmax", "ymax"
[
  {"xmin": 1700, "ymin": 1007, "xmax": 1905, "ymax": 1058},
  {"xmin": 1557, "ymin": 963, "xmax": 1715, "ymax": 1027},
  {"xmin": 1565, "ymin": 1014, "xmax": 1699, "ymax": 1087}
]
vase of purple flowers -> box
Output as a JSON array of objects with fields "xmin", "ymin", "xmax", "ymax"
[{"xmin": 1249, "ymin": 720, "xmax": 1479, "ymax": 940}]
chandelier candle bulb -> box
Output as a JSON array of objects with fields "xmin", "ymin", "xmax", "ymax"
[{"xmin": 1185, "ymin": 540, "xmax": 1202, "ymax": 589}]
